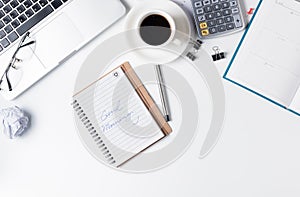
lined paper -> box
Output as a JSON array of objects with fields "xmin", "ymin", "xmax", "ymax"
[{"xmin": 74, "ymin": 67, "xmax": 164, "ymax": 166}]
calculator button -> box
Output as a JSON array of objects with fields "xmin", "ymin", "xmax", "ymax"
[
  {"xmin": 215, "ymin": 11, "xmax": 222, "ymax": 18},
  {"xmin": 196, "ymin": 8, "xmax": 204, "ymax": 15},
  {"xmin": 232, "ymin": 7, "xmax": 239, "ymax": 14},
  {"xmin": 198, "ymin": 15, "xmax": 206, "ymax": 22},
  {"xmin": 213, "ymin": 4, "xmax": 221, "ymax": 11},
  {"xmin": 209, "ymin": 27, "xmax": 218, "ymax": 34},
  {"xmin": 230, "ymin": 0, "xmax": 237, "ymax": 7},
  {"xmin": 221, "ymin": 2, "xmax": 230, "ymax": 8},
  {"xmin": 201, "ymin": 29, "xmax": 209, "ymax": 36},
  {"xmin": 204, "ymin": 6, "xmax": 212, "ymax": 13},
  {"xmin": 224, "ymin": 16, "xmax": 233, "ymax": 22},
  {"xmin": 218, "ymin": 25, "xmax": 226, "ymax": 32},
  {"xmin": 216, "ymin": 18, "xmax": 224, "ymax": 25},
  {"xmin": 223, "ymin": 9, "xmax": 232, "ymax": 16},
  {"xmin": 205, "ymin": 13, "xmax": 214, "ymax": 20},
  {"xmin": 203, "ymin": 0, "xmax": 211, "ymax": 6},
  {"xmin": 207, "ymin": 20, "xmax": 216, "ymax": 27},
  {"xmin": 194, "ymin": 1, "xmax": 202, "ymax": 8},
  {"xmin": 233, "ymin": 14, "xmax": 242, "ymax": 28},
  {"xmin": 226, "ymin": 23, "xmax": 235, "ymax": 30},
  {"xmin": 200, "ymin": 22, "xmax": 208, "ymax": 29}
]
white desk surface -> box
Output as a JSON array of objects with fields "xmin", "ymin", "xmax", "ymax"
[{"xmin": 1, "ymin": 0, "xmax": 300, "ymax": 196}]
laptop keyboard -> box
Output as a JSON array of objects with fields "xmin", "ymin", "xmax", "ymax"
[{"xmin": 0, "ymin": 0, "xmax": 69, "ymax": 53}]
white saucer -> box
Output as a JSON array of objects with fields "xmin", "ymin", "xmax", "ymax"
[{"xmin": 124, "ymin": 0, "xmax": 191, "ymax": 64}]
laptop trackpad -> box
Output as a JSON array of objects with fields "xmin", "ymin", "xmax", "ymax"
[{"xmin": 32, "ymin": 14, "xmax": 83, "ymax": 68}]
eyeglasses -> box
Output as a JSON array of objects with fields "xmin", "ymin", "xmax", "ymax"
[{"xmin": 0, "ymin": 32, "xmax": 35, "ymax": 92}]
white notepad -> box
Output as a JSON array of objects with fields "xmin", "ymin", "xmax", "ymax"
[
  {"xmin": 73, "ymin": 62, "xmax": 172, "ymax": 167},
  {"xmin": 224, "ymin": 0, "xmax": 300, "ymax": 115}
]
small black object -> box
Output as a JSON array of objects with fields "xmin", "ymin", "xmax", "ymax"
[
  {"xmin": 193, "ymin": 39, "xmax": 203, "ymax": 50},
  {"xmin": 186, "ymin": 52, "xmax": 196, "ymax": 61},
  {"xmin": 186, "ymin": 39, "xmax": 203, "ymax": 61},
  {"xmin": 212, "ymin": 46, "xmax": 225, "ymax": 61}
]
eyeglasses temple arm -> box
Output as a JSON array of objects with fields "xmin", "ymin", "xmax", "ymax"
[
  {"xmin": 0, "ymin": 33, "xmax": 34, "ymax": 91},
  {"xmin": 5, "ymin": 69, "xmax": 12, "ymax": 91},
  {"xmin": 19, "ymin": 41, "xmax": 35, "ymax": 49}
]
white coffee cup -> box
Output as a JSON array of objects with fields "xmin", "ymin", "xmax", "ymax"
[{"xmin": 124, "ymin": 0, "xmax": 191, "ymax": 63}]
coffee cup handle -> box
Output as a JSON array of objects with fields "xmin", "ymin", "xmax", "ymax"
[{"xmin": 172, "ymin": 38, "xmax": 182, "ymax": 46}]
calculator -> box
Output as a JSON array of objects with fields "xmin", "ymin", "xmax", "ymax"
[{"xmin": 190, "ymin": 0, "xmax": 246, "ymax": 39}]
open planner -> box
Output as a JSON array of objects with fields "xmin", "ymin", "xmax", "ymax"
[
  {"xmin": 224, "ymin": 0, "xmax": 300, "ymax": 115},
  {"xmin": 73, "ymin": 62, "xmax": 172, "ymax": 167}
]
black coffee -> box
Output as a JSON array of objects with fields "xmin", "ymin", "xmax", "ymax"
[{"xmin": 140, "ymin": 14, "xmax": 172, "ymax": 46}]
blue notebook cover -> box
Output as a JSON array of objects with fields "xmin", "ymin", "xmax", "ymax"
[{"xmin": 223, "ymin": 0, "xmax": 300, "ymax": 116}]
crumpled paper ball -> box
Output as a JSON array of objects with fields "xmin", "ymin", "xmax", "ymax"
[{"xmin": 0, "ymin": 106, "xmax": 30, "ymax": 139}]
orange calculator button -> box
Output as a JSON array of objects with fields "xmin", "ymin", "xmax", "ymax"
[
  {"xmin": 201, "ymin": 29, "xmax": 209, "ymax": 36},
  {"xmin": 200, "ymin": 22, "xmax": 208, "ymax": 29}
]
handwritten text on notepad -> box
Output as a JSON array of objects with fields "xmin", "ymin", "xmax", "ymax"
[
  {"xmin": 100, "ymin": 100, "xmax": 122, "ymax": 121},
  {"xmin": 100, "ymin": 100, "xmax": 140, "ymax": 133}
]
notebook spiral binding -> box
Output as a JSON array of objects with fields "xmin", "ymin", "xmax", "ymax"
[{"xmin": 72, "ymin": 100, "xmax": 116, "ymax": 165}]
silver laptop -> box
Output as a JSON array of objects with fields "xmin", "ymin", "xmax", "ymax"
[{"xmin": 0, "ymin": 0, "xmax": 126, "ymax": 100}]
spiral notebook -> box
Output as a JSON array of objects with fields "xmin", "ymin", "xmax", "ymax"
[{"xmin": 73, "ymin": 62, "xmax": 172, "ymax": 167}]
